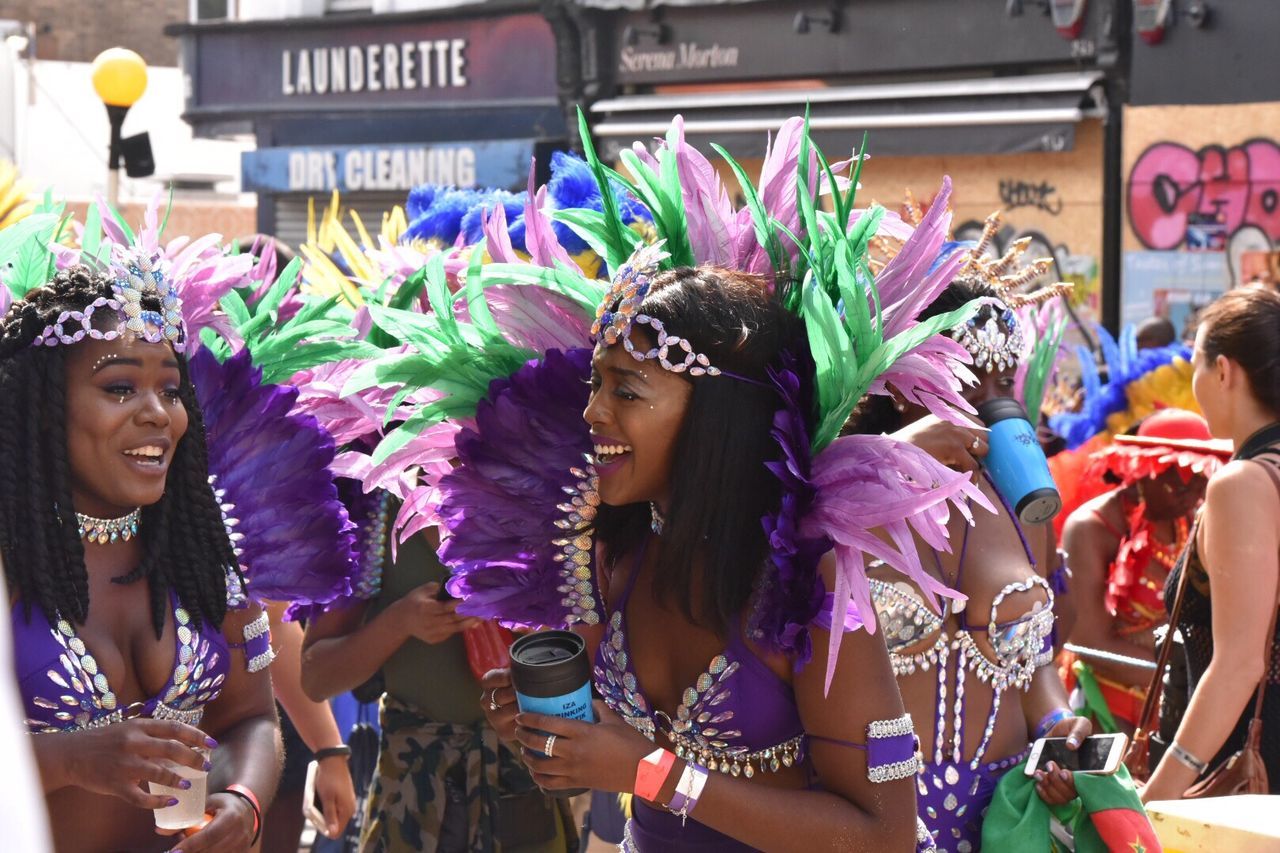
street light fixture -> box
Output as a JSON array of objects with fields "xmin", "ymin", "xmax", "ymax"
[{"xmin": 91, "ymin": 47, "xmax": 150, "ymax": 207}]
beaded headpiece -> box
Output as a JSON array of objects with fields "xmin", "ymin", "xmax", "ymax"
[
  {"xmin": 945, "ymin": 209, "xmax": 1076, "ymax": 374},
  {"xmin": 31, "ymin": 248, "xmax": 186, "ymax": 352},
  {"xmin": 591, "ymin": 241, "xmax": 722, "ymax": 377},
  {"xmin": 952, "ymin": 301, "xmax": 1025, "ymax": 373}
]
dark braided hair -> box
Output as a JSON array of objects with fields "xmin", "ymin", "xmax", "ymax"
[{"xmin": 0, "ymin": 265, "xmax": 241, "ymax": 636}]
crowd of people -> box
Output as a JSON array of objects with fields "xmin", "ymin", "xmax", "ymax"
[{"xmin": 1, "ymin": 113, "xmax": 1278, "ymax": 853}]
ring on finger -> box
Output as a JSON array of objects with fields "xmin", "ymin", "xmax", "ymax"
[
  {"xmin": 544, "ymin": 734, "xmax": 557, "ymax": 759},
  {"xmin": 487, "ymin": 688, "xmax": 501, "ymax": 712},
  {"xmin": 971, "ymin": 437, "xmax": 981, "ymax": 452}
]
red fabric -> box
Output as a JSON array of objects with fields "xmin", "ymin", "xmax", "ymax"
[
  {"xmin": 1089, "ymin": 807, "xmax": 1162, "ymax": 853},
  {"xmin": 1105, "ymin": 510, "xmax": 1186, "ymax": 635},
  {"xmin": 1049, "ymin": 434, "xmax": 1114, "ymax": 539}
]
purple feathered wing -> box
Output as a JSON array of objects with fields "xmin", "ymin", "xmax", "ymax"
[
  {"xmin": 437, "ymin": 348, "xmax": 601, "ymax": 630},
  {"xmin": 191, "ymin": 347, "xmax": 358, "ymax": 615}
]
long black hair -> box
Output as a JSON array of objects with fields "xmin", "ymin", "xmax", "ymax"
[
  {"xmin": 593, "ymin": 266, "xmax": 810, "ymax": 637},
  {"xmin": 0, "ymin": 265, "xmax": 240, "ymax": 636},
  {"xmin": 847, "ymin": 272, "xmax": 1001, "ymax": 435}
]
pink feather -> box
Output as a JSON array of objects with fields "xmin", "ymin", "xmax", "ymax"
[{"xmin": 800, "ymin": 434, "xmax": 993, "ymax": 693}]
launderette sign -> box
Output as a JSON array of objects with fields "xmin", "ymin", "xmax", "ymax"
[{"xmin": 241, "ymin": 140, "xmax": 534, "ymax": 194}]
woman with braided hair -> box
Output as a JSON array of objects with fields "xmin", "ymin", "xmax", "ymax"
[{"xmin": 1, "ymin": 260, "xmax": 280, "ymax": 852}]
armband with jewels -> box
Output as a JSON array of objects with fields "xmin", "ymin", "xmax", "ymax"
[
  {"xmin": 1034, "ymin": 708, "xmax": 1074, "ymax": 740},
  {"xmin": 229, "ymin": 611, "xmax": 275, "ymax": 673},
  {"xmin": 866, "ymin": 713, "xmax": 922, "ymax": 783}
]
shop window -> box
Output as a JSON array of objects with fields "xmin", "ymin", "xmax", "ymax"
[{"xmin": 191, "ymin": 0, "xmax": 237, "ymax": 19}]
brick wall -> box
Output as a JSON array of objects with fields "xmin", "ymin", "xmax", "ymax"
[
  {"xmin": 4, "ymin": 0, "xmax": 187, "ymax": 66},
  {"xmin": 63, "ymin": 199, "xmax": 258, "ymax": 244}
]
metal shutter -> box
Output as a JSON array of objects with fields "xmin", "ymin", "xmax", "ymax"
[{"xmin": 271, "ymin": 192, "xmax": 407, "ymax": 253}]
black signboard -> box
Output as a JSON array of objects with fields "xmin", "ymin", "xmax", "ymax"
[
  {"xmin": 185, "ymin": 12, "xmax": 557, "ymax": 114},
  {"xmin": 603, "ymin": 0, "xmax": 1089, "ymax": 87}
]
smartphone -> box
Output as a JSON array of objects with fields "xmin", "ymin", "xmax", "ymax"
[
  {"xmin": 1024, "ymin": 733, "xmax": 1128, "ymax": 776},
  {"xmin": 302, "ymin": 759, "xmax": 327, "ymax": 832}
]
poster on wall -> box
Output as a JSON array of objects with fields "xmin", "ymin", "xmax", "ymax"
[{"xmin": 1121, "ymin": 251, "xmax": 1227, "ymax": 340}]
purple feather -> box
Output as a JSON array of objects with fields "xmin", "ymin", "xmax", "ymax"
[
  {"xmin": 754, "ymin": 352, "xmax": 830, "ymax": 664},
  {"xmin": 436, "ymin": 348, "xmax": 601, "ymax": 629},
  {"xmin": 191, "ymin": 347, "xmax": 358, "ymax": 614}
]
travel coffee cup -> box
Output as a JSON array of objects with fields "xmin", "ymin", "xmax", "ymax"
[
  {"xmin": 977, "ymin": 397, "xmax": 1061, "ymax": 525},
  {"xmin": 509, "ymin": 630, "xmax": 595, "ymax": 797}
]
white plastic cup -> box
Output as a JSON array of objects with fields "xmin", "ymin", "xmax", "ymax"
[{"xmin": 149, "ymin": 745, "xmax": 210, "ymax": 830}]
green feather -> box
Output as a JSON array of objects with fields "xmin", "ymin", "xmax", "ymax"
[
  {"xmin": 577, "ymin": 107, "xmax": 639, "ymax": 272},
  {"xmin": 1023, "ymin": 310, "xmax": 1068, "ymax": 424},
  {"xmin": 82, "ymin": 203, "xmax": 104, "ymax": 263},
  {"xmin": 0, "ymin": 213, "xmax": 60, "ymax": 300},
  {"xmin": 711, "ymin": 143, "xmax": 788, "ymax": 280}
]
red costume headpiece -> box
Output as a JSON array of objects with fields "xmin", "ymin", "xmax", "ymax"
[{"xmin": 1087, "ymin": 408, "xmax": 1233, "ymax": 486}]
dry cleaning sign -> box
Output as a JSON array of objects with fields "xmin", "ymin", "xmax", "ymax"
[{"xmin": 241, "ymin": 140, "xmax": 534, "ymax": 194}]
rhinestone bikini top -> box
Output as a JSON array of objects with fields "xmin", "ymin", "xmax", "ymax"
[
  {"xmin": 594, "ymin": 548, "xmax": 807, "ymax": 779},
  {"xmin": 13, "ymin": 593, "xmax": 230, "ymax": 733},
  {"xmin": 870, "ymin": 573, "xmax": 1055, "ymax": 693}
]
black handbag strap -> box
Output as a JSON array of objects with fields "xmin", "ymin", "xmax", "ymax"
[{"xmin": 1132, "ymin": 524, "xmax": 1195, "ymax": 736}]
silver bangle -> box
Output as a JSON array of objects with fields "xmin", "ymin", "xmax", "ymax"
[{"xmin": 1169, "ymin": 740, "xmax": 1208, "ymax": 774}]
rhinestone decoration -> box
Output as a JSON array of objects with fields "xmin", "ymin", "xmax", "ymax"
[
  {"xmin": 951, "ymin": 308, "xmax": 1024, "ymax": 373},
  {"xmin": 75, "ymin": 508, "xmax": 141, "ymax": 545},
  {"xmin": 30, "ymin": 248, "xmax": 187, "ymax": 352},
  {"xmin": 25, "ymin": 603, "xmax": 225, "ymax": 733},
  {"xmin": 869, "ymin": 573, "xmax": 1055, "ymax": 771},
  {"xmin": 594, "ymin": 610, "xmax": 804, "ymax": 780},
  {"xmin": 551, "ymin": 462, "xmax": 602, "ymax": 626}
]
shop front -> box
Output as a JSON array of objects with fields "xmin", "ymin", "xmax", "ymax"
[
  {"xmin": 170, "ymin": 3, "xmax": 566, "ymax": 247},
  {"xmin": 560, "ymin": 0, "xmax": 1120, "ymax": 330},
  {"xmin": 1119, "ymin": 0, "xmax": 1280, "ymax": 334}
]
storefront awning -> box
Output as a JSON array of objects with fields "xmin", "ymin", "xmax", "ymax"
[
  {"xmin": 573, "ymin": 0, "xmax": 767, "ymax": 7},
  {"xmin": 590, "ymin": 71, "xmax": 1106, "ymax": 158}
]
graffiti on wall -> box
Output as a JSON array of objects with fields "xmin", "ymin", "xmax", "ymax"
[
  {"xmin": 998, "ymin": 179, "xmax": 1064, "ymax": 216},
  {"xmin": 1127, "ymin": 138, "xmax": 1280, "ymax": 286}
]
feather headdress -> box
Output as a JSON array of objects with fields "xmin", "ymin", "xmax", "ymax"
[{"xmin": 346, "ymin": 112, "xmax": 990, "ymax": 693}]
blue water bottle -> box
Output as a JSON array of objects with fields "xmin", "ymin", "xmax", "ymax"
[
  {"xmin": 977, "ymin": 397, "xmax": 1061, "ymax": 525},
  {"xmin": 510, "ymin": 630, "xmax": 595, "ymax": 797}
]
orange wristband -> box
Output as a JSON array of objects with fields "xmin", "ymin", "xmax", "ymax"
[
  {"xmin": 634, "ymin": 748, "xmax": 677, "ymax": 802},
  {"xmin": 221, "ymin": 783, "xmax": 262, "ymax": 844}
]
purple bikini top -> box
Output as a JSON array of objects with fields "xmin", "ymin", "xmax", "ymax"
[
  {"xmin": 12, "ymin": 592, "xmax": 231, "ymax": 733},
  {"xmin": 593, "ymin": 547, "xmax": 806, "ymax": 779}
]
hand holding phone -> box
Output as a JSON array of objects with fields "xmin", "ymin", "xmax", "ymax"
[{"xmin": 1025, "ymin": 733, "xmax": 1128, "ymax": 776}]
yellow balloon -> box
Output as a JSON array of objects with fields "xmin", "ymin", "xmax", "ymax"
[{"xmin": 91, "ymin": 48, "xmax": 148, "ymax": 107}]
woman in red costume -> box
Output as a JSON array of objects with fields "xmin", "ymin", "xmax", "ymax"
[{"xmin": 1061, "ymin": 409, "xmax": 1231, "ymax": 732}]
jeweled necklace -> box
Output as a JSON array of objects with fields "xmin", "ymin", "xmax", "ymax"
[
  {"xmin": 76, "ymin": 508, "xmax": 141, "ymax": 545},
  {"xmin": 1146, "ymin": 516, "xmax": 1189, "ymax": 569}
]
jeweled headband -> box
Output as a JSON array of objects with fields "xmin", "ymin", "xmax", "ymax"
[
  {"xmin": 591, "ymin": 241, "xmax": 722, "ymax": 377},
  {"xmin": 30, "ymin": 248, "xmax": 186, "ymax": 353},
  {"xmin": 951, "ymin": 301, "xmax": 1025, "ymax": 373}
]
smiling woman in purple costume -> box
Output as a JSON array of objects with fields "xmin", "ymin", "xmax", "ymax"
[{"xmin": 0, "ymin": 260, "xmax": 280, "ymax": 853}]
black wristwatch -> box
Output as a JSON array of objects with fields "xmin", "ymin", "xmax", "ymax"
[{"xmin": 314, "ymin": 744, "xmax": 352, "ymax": 761}]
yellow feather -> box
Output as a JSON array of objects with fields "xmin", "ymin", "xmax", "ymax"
[{"xmin": 299, "ymin": 243, "xmax": 364, "ymax": 307}]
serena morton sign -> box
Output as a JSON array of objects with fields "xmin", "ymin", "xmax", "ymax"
[{"xmin": 619, "ymin": 42, "xmax": 741, "ymax": 75}]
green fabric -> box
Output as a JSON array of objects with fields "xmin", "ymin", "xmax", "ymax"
[
  {"xmin": 981, "ymin": 760, "xmax": 1159, "ymax": 852},
  {"xmin": 366, "ymin": 532, "xmax": 484, "ymax": 725},
  {"xmin": 1073, "ymin": 661, "xmax": 1121, "ymax": 735}
]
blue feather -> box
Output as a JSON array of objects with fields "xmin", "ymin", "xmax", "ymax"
[{"xmin": 402, "ymin": 188, "xmax": 481, "ymax": 245}]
